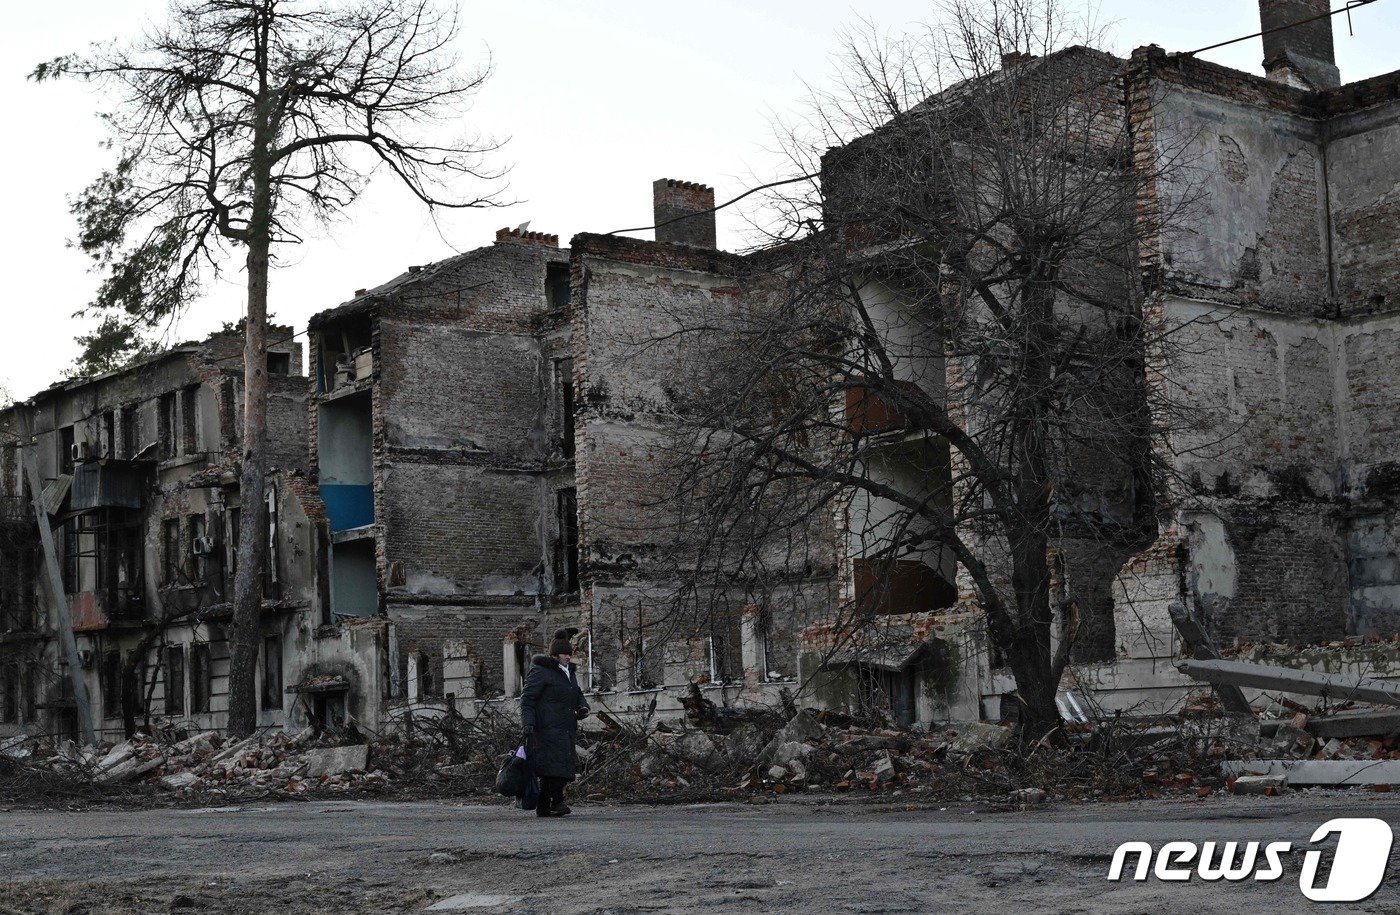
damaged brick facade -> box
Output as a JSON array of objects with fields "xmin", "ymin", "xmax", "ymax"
[{"xmin": 4, "ymin": 2, "xmax": 1398, "ymax": 737}]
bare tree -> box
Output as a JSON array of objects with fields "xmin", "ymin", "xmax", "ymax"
[
  {"xmin": 662, "ymin": 0, "xmax": 1196, "ymax": 740},
  {"xmin": 32, "ymin": 0, "xmax": 503, "ymax": 736}
]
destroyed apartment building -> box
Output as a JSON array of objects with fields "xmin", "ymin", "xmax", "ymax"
[
  {"xmin": 0, "ymin": 329, "xmax": 314, "ymax": 742},
  {"xmin": 2, "ymin": 0, "xmax": 1399, "ymax": 743}
]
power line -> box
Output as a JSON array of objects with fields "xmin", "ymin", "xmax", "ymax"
[
  {"xmin": 605, "ymin": 173, "xmax": 819, "ymax": 238},
  {"xmin": 1186, "ymin": 0, "xmax": 1381, "ymax": 57}
]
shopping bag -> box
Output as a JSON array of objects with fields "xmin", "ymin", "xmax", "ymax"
[{"xmin": 494, "ymin": 746, "xmax": 529, "ymax": 797}]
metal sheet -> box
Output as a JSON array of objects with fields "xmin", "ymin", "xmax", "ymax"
[{"xmin": 70, "ymin": 461, "xmax": 144, "ymax": 510}]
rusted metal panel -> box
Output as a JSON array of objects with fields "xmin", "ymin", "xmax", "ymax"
[{"xmin": 70, "ymin": 461, "xmax": 144, "ymax": 511}]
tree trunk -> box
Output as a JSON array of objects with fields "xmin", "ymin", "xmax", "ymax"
[
  {"xmin": 1005, "ymin": 275, "xmax": 1063, "ymax": 743},
  {"xmin": 227, "ymin": 179, "xmax": 273, "ymax": 738}
]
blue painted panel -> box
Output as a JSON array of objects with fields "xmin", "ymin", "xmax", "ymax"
[{"xmin": 320, "ymin": 484, "xmax": 374, "ymax": 532}]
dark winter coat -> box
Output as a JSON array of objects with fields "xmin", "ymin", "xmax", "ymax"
[{"xmin": 520, "ymin": 654, "xmax": 590, "ymax": 780}]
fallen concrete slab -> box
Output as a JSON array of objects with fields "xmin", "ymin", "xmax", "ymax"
[
  {"xmin": 305, "ymin": 745, "xmax": 368, "ymax": 778},
  {"xmin": 1307, "ymin": 710, "xmax": 1400, "ymax": 740},
  {"xmin": 1178, "ymin": 660, "xmax": 1400, "ymax": 707},
  {"xmin": 1223, "ymin": 759, "xmax": 1400, "ymax": 786}
]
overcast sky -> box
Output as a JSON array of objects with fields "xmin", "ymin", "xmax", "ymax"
[{"xmin": 3, "ymin": 0, "xmax": 1396, "ymax": 400}]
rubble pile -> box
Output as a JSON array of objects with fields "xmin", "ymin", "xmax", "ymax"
[
  {"xmin": 568, "ymin": 707, "xmax": 1190, "ymax": 805},
  {"xmin": 0, "ymin": 728, "xmax": 391, "ymax": 802}
]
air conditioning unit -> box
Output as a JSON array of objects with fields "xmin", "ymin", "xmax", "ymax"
[
  {"xmin": 191, "ymin": 536, "xmax": 218, "ymax": 556},
  {"xmin": 70, "ymin": 441, "xmax": 91, "ymax": 463},
  {"xmin": 77, "ymin": 649, "xmax": 95, "ymax": 670}
]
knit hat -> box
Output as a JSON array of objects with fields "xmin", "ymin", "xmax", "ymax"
[{"xmin": 549, "ymin": 628, "xmax": 576, "ymax": 658}]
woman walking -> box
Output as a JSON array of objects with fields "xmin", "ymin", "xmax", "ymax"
[{"xmin": 520, "ymin": 628, "xmax": 590, "ymax": 817}]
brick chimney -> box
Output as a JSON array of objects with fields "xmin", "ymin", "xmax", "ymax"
[
  {"xmin": 1259, "ymin": 0, "xmax": 1340, "ymax": 90},
  {"xmin": 653, "ymin": 179, "xmax": 716, "ymax": 248},
  {"xmin": 495, "ymin": 226, "xmax": 559, "ymax": 247}
]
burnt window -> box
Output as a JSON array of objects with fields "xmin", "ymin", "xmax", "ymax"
[
  {"xmin": 120, "ymin": 404, "xmax": 138, "ymax": 459},
  {"xmin": 181, "ymin": 386, "xmax": 199, "ymax": 455},
  {"xmin": 158, "ymin": 392, "xmax": 177, "ymax": 460},
  {"xmin": 556, "ymin": 358, "xmax": 575, "ymax": 459},
  {"xmin": 546, "ymin": 262, "xmax": 571, "ymax": 309},
  {"xmin": 260, "ymin": 634, "xmax": 282, "ymax": 711},
  {"xmin": 163, "ymin": 518, "xmax": 182, "ymax": 586},
  {"xmin": 58, "ymin": 425, "xmax": 75, "ymax": 474},
  {"xmin": 102, "ymin": 411, "xmax": 116, "ymax": 458},
  {"xmin": 102, "ymin": 650, "xmax": 122, "ymax": 719},
  {"xmin": 188, "ymin": 514, "xmax": 207, "ymax": 582},
  {"xmin": 227, "ymin": 508, "xmax": 240, "ymax": 583},
  {"xmin": 21, "ymin": 664, "xmax": 36, "ymax": 722},
  {"xmin": 61, "ymin": 520, "xmax": 79, "ymax": 594},
  {"xmin": 2, "ymin": 445, "xmax": 15, "ymax": 499},
  {"xmin": 1, "ymin": 665, "xmax": 16, "ymax": 722},
  {"xmin": 190, "ymin": 643, "xmax": 211, "ymax": 713},
  {"xmin": 267, "ymin": 351, "xmax": 291, "ymax": 375},
  {"xmin": 0, "ymin": 545, "xmax": 37, "ymax": 631},
  {"xmin": 554, "ymin": 487, "xmax": 580, "ymax": 593},
  {"xmin": 164, "ymin": 646, "xmax": 185, "ymax": 715}
]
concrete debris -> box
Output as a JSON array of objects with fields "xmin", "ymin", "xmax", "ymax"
[
  {"xmin": 1224, "ymin": 760, "xmax": 1400, "ymax": 786},
  {"xmin": 1231, "ymin": 773, "xmax": 1288, "ymax": 795},
  {"xmin": 98, "ymin": 754, "xmax": 166, "ymax": 785},
  {"xmin": 758, "ymin": 711, "xmax": 825, "ymax": 765},
  {"xmin": 1178, "ymin": 659, "xmax": 1400, "ymax": 707},
  {"xmin": 948, "ymin": 722, "xmax": 1014, "ymax": 755},
  {"xmin": 1011, "ymin": 787, "xmax": 1047, "ymax": 805},
  {"xmin": 769, "ymin": 741, "xmax": 814, "ymax": 768},
  {"xmin": 1267, "ymin": 723, "xmax": 1314, "ymax": 758},
  {"xmin": 1306, "ymin": 709, "xmax": 1400, "ymax": 740},
  {"xmin": 305, "ymin": 745, "xmax": 369, "ymax": 778},
  {"xmin": 667, "ymin": 731, "xmax": 725, "ymax": 771}
]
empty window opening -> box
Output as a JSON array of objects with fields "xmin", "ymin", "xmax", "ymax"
[
  {"xmin": 101, "ymin": 411, "xmax": 116, "ymax": 458},
  {"xmin": 226, "ymin": 508, "xmax": 240, "ymax": 584},
  {"xmin": 316, "ymin": 317, "xmax": 372, "ymax": 393},
  {"xmin": 59, "ymin": 425, "xmax": 76, "ymax": 474},
  {"xmin": 0, "ymin": 545, "xmax": 37, "ymax": 632},
  {"xmin": 21, "ymin": 664, "xmax": 36, "ymax": 722},
  {"xmin": 102, "ymin": 650, "xmax": 121, "ymax": 719},
  {"xmin": 165, "ymin": 646, "xmax": 185, "ymax": 715},
  {"xmin": 267, "ymin": 351, "xmax": 292, "ymax": 375},
  {"xmin": 163, "ymin": 518, "xmax": 182, "ymax": 586},
  {"xmin": 555, "ymin": 357, "xmax": 575, "ymax": 458},
  {"xmin": 181, "ymin": 386, "xmax": 199, "ymax": 455},
  {"xmin": 158, "ymin": 393, "xmax": 177, "ymax": 460},
  {"xmin": 188, "ymin": 514, "xmax": 208, "ymax": 582},
  {"xmin": 554, "ymin": 487, "xmax": 579, "ymax": 593},
  {"xmin": 260, "ymin": 634, "xmax": 282, "ymax": 711},
  {"xmin": 317, "ymin": 392, "xmax": 373, "ymax": 532},
  {"xmin": 330, "ymin": 538, "xmax": 378, "ymax": 619},
  {"xmin": 120, "ymin": 404, "xmax": 138, "ymax": 459},
  {"xmin": 546, "ymin": 262, "xmax": 571, "ymax": 309},
  {"xmin": 190, "ymin": 643, "xmax": 211, "ymax": 713},
  {"xmin": 1, "ymin": 665, "xmax": 17, "ymax": 723}
]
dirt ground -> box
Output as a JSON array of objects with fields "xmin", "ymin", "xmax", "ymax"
[{"xmin": 4, "ymin": 791, "xmax": 1400, "ymax": 914}]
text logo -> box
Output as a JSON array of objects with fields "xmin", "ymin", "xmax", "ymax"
[{"xmin": 1107, "ymin": 818, "xmax": 1392, "ymax": 902}]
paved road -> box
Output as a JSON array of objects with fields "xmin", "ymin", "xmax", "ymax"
[{"xmin": 4, "ymin": 793, "xmax": 1400, "ymax": 913}]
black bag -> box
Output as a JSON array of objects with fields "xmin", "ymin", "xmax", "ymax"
[{"xmin": 495, "ymin": 749, "xmax": 528, "ymax": 797}]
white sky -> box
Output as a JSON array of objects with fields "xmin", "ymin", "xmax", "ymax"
[{"xmin": 3, "ymin": 0, "xmax": 1397, "ymax": 400}]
